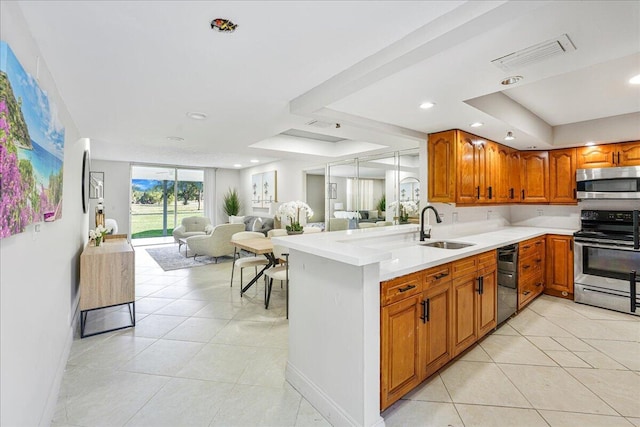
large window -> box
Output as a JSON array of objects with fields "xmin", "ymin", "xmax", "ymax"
[{"xmin": 130, "ymin": 165, "xmax": 204, "ymax": 239}]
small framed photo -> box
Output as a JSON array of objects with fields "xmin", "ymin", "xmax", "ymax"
[{"xmin": 328, "ymin": 182, "xmax": 337, "ymax": 199}]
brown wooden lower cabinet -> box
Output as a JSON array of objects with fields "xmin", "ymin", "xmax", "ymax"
[
  {"xmin": 545, "ymin": 234, "xmax": 574, "ymax": 299},
  {"xmin": 518, "ymin": 236, "xmax": 545, "ymax": 310}
]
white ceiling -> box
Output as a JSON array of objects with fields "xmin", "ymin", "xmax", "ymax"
[{"xmin": 14, "ymin": 1, "xmax": 640, "ymax": 169}]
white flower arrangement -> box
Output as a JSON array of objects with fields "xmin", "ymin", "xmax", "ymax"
[
  {"xmin": 276, "ymin": 201, "xmax": 314, "ymax": 232},
  {"xmin": 89, "ymin": 224, "xmax": 111, "ymax": 245},
  {"xmin": 388, "ymin": 200, "xmax": 419, "ymax": 216}
]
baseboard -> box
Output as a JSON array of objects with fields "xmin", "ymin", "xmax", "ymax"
[
  {"xmin": 39, "ymin": 315, "xmax": 76, "ymax": 426},
  {"xmin": 285, "ymin": 362, "xmax": 385, "ymax": 427}
]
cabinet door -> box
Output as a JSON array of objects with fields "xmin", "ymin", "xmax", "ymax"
[
  {"xmin": 380, "ymin": 295, "xmax": 422, "ymax": 410},
  {"xmin": 576, "ymin": 144, "xmax": 616, "ymax": 168},
  {"xmin": 618, "ymin": 141, "xmax": 640, "ymax": 166},
  {"xmin": 508, "ymin": 150, "xmax": 522, "ymax": 202},
  {"xmin": 421, "ymin": 282, "xmax": 452, "ymax": 379},
  {"xmin": 495, "ymin": 144, "xmax": 511, "ymax": 203},
  {"xmin": 457, "ymin": 132, "xmax": 479, "ymax": 204},
  {"xmin": 549, "ymin": 148, "xmax": 577, "ymax": 204},
  {"xmin": 485, "ymin": 141, "xmax": 499, "ymax": 203},
  {"xmin": 477, "ymin": 267, "xmax": 497, "ymax": 339},
  {"xmin": 545, "ymin": 235, "xmax": 574, "ymax": 298},
  {"xmin": 520, "ymin": 151, "xmax": 549, "ymax": 203},
  {"xmin": 451, "ymin": 274, "xmax": 478, "ymax": 357},
  {"xmin": 428, "ymin": 131, "xmax": 456, "ymax": 202}
]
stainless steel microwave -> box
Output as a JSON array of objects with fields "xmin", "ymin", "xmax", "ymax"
[{"xmin": 576, "ymin": 166, "xmax": 640, "ymax": 199}]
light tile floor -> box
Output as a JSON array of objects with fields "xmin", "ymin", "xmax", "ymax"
[{"xmin": 54, "ymin": 245, "xmax": 640, "ymax": 426}]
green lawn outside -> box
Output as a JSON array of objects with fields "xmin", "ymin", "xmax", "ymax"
[{"xmin": 131, "ymin": 202, "xmax": 203, "ymax": 238}]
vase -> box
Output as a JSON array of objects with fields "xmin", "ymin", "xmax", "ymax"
[
  {"xmin": 95, "ymin": 236, "xmax": 102, "ymax": 246},
  {"xmin": 287, "ymin": 230, "xmax": 304, "ymax": 235}
]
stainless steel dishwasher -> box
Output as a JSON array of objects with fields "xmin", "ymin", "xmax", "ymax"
[{"xmin": 497, "ymin": 243, "xmax": 518, "ymax": 324}]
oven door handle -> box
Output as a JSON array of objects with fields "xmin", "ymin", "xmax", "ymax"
[
  {"xmin": 631, "ymin": 270, "xmax": 637, "ymax": 313},
  {"xmin": 573, "ymin": 240, "xmax": 639, "ymax": 252}
]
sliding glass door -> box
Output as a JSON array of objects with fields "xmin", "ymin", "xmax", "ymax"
[{"xmin": 130, "ymin": 165, "xmax": 204, "ymax": 239}]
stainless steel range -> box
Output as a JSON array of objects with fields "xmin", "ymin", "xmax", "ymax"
[{"xmin": 574, "ymin": 210, "xmax": 639, "ymax": 316}]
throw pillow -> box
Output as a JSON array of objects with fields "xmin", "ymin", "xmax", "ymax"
[{"xmin": 252, "ymin": 217, "xmax": 263, "ymax": 232}]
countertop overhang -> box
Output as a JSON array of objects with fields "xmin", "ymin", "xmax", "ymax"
[{"xmin": 272, "ymin": 224, "xmax": 576, "ymax": 281}]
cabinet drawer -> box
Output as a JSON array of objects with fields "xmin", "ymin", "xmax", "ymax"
[
  {"xmin": 477, "ymin": 250, "xmax": 497, "ymax": 271},
  {"xmin": 381, "ymin": 272, "xmax": 423, "ymax": 306},
  {"xmin": 519, "ymin": 275, "xmax": 544, "ymax": 309},
  {"xmin": 519, "ymin": 253, "xmax": 544, "ymax": 281},
  {"xmin": 424, "ymin": 263, "xmax": 452, "ymax": 288},
  {"xmin": 519, "ymin": 237, "xmax": 544, "ymax": 258},
  {"xmin": 452, "ymin": 256, "xmax": 478, "ymax": 279}
]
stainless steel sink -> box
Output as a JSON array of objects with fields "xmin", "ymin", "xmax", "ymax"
[{"xmin": 419, "ymin": 241, "xmax": 475, "ymax": 249}]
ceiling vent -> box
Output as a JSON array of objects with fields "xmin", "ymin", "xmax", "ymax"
[
  {"xmin": 491, "ymin": 34, "xmax": 576, "ymax": 72},
  {"xmin": 305, "ymin": 119, "xmax": 337, "ymax": 129}
]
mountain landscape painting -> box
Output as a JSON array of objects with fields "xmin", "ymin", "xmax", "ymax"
[{"xmin": 1, "ymin": 40, "xmax": 65, "ymax": 238}]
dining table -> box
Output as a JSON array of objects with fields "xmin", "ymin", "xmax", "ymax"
[{"xmin": 230, "ymin": 237, "xmax": 277, "ymax": 300}]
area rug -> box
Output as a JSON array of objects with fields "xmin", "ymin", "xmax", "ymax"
[{"xmin": 145, "ymin": 246, "xmax": 234, "ymax": 271}]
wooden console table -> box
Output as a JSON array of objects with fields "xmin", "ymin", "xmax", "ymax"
[{"xmin": 79, "ymin": 238, "xmax": 135, "ymax": 338}]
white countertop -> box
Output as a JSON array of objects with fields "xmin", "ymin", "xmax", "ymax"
[{"xmin": 272, "ymin": 222, "xmax": 577, "ymax": 282}]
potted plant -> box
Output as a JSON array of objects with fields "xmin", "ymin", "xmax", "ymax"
[
  {"xmin": 376, "ymin": 194, "xmax": 386, "ymax": 218},
  {"xmin": 222, "ymin": 188, "xmax": 241, "ymax": 218},
  {"xmin": 276, "ymin": 201, "xmax": 314, "ymax": 234}
]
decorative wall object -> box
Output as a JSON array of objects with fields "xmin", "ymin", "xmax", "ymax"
[
  {"xmin": 81, "ymin": 150, "xmax": 90, "ymax": 213},
  {"xmin": 0, "ymin": 40, "xmax": 66, "ymax": 238},
  {"xmin": 251, "ymin": 170, "xmax": 277, "ymax": 208},
  {"xmin": 89, "ymin": 171, "xmax": 104, "ymax": 199},
  {"xmin": 328, "ymin": 182, "xmax": 337, "ymax": 199}
]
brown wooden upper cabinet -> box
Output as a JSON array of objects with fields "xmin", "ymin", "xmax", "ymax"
[
  {"xmin": 577, "ymin": 141, "xmax": 640, "ymax": 168},
  {"xmin": 428, "ymin": 130, "xmax": 500, "ymax": 205},
  {"xmin": 549, "ymin": 148, "xmax": 577, "ymax": 204},
  {"xmin": 519, "ymin": 151, "xmax": 549, "ymax": 203}
]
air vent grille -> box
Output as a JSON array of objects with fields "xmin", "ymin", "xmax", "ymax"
[{"xmin": 491, "ymin": 34, "xmax": 576, "ymax": 72}]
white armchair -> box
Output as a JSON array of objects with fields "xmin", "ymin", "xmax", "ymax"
[
  {"xmin": 172, "ymin": 216, "xmax": 212, "ymax": 243},
  {"xmin": 186, "ymin": 223, "xmax": 245, "ymax": 262}
]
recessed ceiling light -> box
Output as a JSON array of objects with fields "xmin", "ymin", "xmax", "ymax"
[
  {"xmin": 585, "ymin": 141, "xmax": 595, "ymax": 146},
  {"xmin": 166, "ymin": 136, "xmax": 184, "ymax": 142},
  {"xmin": 526, "ymin": 145, "xmax": 537, "ymax": 149},
  {"xmin": 470, "ymin": 122, "xmax": 484, "ymax": 128},
  {"xmin": 504, "ymin": 131, "xmax": 515, "ymax": 141},
  {"xmin": 419, "ymin": 102, "xmax": 436, "ymax": 109},
  {"xmin": 250, "ymin": 159, "xmax": 259, "ymax": 163},
  {"xmin": 233, "ymin": 164, "xmax": 242, "ymax": 168},
  {"xmin": 186, "ymin": 112, "xmax": 207, "ymax": 120},
  {"xmin": 629, "ymin": 74, "xmax": 640, "ymax": 84},
  {"xmin": 501, "ymin": 76, "xmax": 523, "ymax": 85}
]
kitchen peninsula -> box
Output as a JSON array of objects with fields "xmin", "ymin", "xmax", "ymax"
[{"xmin": 273, "ymin": 221, "xmax": 576, "ymax": 427}]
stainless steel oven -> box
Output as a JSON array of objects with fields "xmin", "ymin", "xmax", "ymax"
[{"xmin": 574, "ymin": 210, "xmax": 639, "ymax": 316}]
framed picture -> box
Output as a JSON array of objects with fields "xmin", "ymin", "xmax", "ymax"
[
  {"xmin": 89, "ymin": 171, "xmax": 104, "ymax": 199},
  {"xmin": 251, "ymin": 170, "xmax": 278, "ymax": 208},
  {"xmin": 328, "ymin": 182, "xmax": 337, "ymax": 199}
]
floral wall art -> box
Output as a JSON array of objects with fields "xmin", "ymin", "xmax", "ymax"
[
  {"xmin": 251, "ymin": 170, "xmax": 277, "ymax": 208},
  {"xmin": 0, "ymin": 40, "xmax": 65, "ymax": 238}
]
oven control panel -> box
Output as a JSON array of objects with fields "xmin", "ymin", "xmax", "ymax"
[{"xmin": 581, "ymin": 210, "xmax": 634, "ymax": 222}]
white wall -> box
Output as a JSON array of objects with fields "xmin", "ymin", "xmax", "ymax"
[
  {"xmin": 1, "ymin": 3, "xmax": 86, "ymax": 425},
  {"xmin": 89, "ymin": 160, "xmax": 131, "ymax": 235},
  {"xmin": 239, "ymin": 159, "xmax": 319, "ymax": 217}
]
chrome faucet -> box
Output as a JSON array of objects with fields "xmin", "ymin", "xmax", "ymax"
[{"xmin": 420, "ymin": 205, "xmax": 442, "ymax": 241}]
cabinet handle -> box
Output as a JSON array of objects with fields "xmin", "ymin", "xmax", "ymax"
[
  {"xmin": 536, "ymin": 282, "xmax": 543, "ymax": 287},
  {"xmin": 536, "ymin": 258, "xmax": 542, "ymax": 263},
  {"xmin": 523, "ymin": 264, "xmax": 531, "ymax": 269},
  {"xmin": 420, "ymin": 299, "xmax": 430, "ymax": 323},
  {"xmin": 476, "ymin": 186, "xmax": 480, "ymax": 199},
  {"xmin": 570, "ymin": 240, "xmax": 573, "ymax": 251},
  {"xmin": 398, "ymin": 284, "xmax": 416, "ymax": 293},
  {"xmin": 612, "ymin": 152, "xmax": 615, "ymax": 164},
  {"xmin": 618, "ymin": 152, "xmax": 620, "ymax": 165},
  {"xmin": 434, "ymin": 272, "xmax": 449, "ymax": 280},
  {"xmin": 522, "ymin": 245, "xmax": 531, "ymax": 250},
  {"xmin": 523, "ymin": 291, "xmax": 531, "ymax": 296},
  {"xmin": 630, "ymin": 271, "xmax": 637, "ymax": 313},
  {"xmin": 573, "ymin": 188, "xmax": 577, "ymax": 199},
  {"xmin": 477, "ymin": 276, "xmax": 484, "ymax": 294},
  {"xmin": 510, "ymin": 188, "xmax": 514, "ymax": 199},
  {"xmin": 522, "ymin": 189, "xmax": 525, "ymax": 200},
  {"xmin": 488, "ymin": 186, "xmax": 493, "ymax": 200},
  {"xmin": 536, "ymin": 241, "xmax": 542, "ymax": 246}
]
